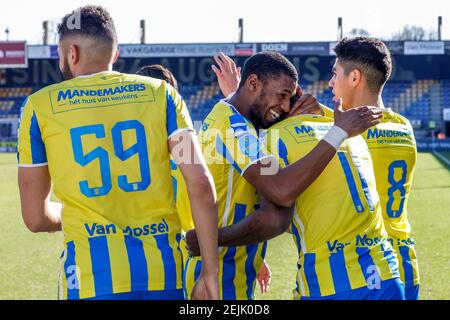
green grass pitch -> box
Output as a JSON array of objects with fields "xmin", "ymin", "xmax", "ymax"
[{"xmin": 0, "ymin": 152, "xmax": 449, "ymax": 300}]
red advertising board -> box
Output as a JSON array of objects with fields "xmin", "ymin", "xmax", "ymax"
[{"xmin": 0, "ymin": 41, "xmax": 28, "ymax": 68}]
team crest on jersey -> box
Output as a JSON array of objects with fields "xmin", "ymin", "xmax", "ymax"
[
  {"xmin": 237, "ymin": 131, "xmax": 261, "ymax": 157},
  {"xmin": 228, "ymin": 113, "xmax": 262, "ymax": 158}
]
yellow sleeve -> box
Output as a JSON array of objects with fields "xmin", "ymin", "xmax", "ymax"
[
  {"xmin": 321, "ymin": 103, "xmax": 334, "ymax": 118},
  {"xmin": 166, "ymin": 83, "xmax": 194, "ymax": 139},
  {"xmin": 170, "ymin": 159, "xmax": 194, "ymax": 232},
  {"xmin": 17, "ymin": 97, "xmax": 48, "ymax": 166},
  {"xmin": 216, "ymin": 112, "xmax": 273, "ymax": 175}
]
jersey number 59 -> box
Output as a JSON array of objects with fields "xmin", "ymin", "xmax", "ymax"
[{"xmin": 70, "ymin": 120, "xmax": 151, "ymax": 197}]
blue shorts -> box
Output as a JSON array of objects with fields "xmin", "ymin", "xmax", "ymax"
[
  {"xmin": 83, "ymin": 289, "xmax": 184, "ymax": 300},
  {"xmin": 300, "ymin": 278, "xmax": 405, "ymax": 300},
  {"xmin": 405, "ymin": 284, "xmax": 420, "ymax": 300}
]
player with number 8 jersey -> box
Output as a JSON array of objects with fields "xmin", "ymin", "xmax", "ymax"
[
  {"xmin": 363, "ymin": 110, "xmax": 419, "ymax": 297},
  {"xmin": 321, "ymin": 107, "xmax": 419, "ymax": 298},
  {"xmin": 327, "ymin": 37, "xmax": 419, "ymax": 299}
]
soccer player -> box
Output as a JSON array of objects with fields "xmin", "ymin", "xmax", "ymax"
[
  {"xmin": 183, "ymin": 51, "xmax": 383, "ymax": 299},
  {"xmin": 199, "ymin": 109, "xmax": 406, "ymax": 300},
  {"xmin": 135, "ymin": 62, "xmax": 273, "ymax": 296},
  {"xmin": 327, "ymin": 37, "xmax": 419, "ymax": 300},
  {"xmin": 214, "ymin": 109, "xmax": 405, "ymax": 299},
  {"xmin": 17, "ymin": 5, "xmax": 219, "ymax": 300}
]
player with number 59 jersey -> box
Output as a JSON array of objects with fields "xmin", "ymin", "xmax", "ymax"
[
  {"xmin": 18, "ymin": 72, "xmax": 192, "ymax": 299},
  {"xmin": 17, "ymin": 6, "xmax": 219, "ymax": 301},
  {"xmin": 17, "ymin": 63, "xmax": 221, "ymax": 301}
]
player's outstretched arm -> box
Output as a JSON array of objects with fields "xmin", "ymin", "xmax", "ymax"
[
  {"xmin": 18, "ymin": 166, "xmax": 62, "ymax": 233},
  {"xmin": 211, "ymin": 52, "xmax": 241, "ymax": 97},
  {"xmin": 185, "ymin": 195, "xmax": 293, "ymax": 256},
  {"xmin": 244, "ymin": 99, "xmax": 383, "ymax": 207},
  {"xmin": 169, "ymin": 130, "xmax": 219, "ymax": 300}
]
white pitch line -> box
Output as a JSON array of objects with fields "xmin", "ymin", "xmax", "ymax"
[{"xmin": 433, "ymin": 151, "xmax": 450, "ymax": 166}]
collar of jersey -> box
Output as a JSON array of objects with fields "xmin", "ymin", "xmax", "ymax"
[
  {"xmin": 76, "ymin": 70, "xmax": 120, "ymax": 79},
  {"xmin": 220, "ymin": 98, "xmax": 242, "ymax": 116}
]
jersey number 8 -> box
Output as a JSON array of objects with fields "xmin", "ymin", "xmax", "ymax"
[{"xmin": 386, "ymin": 160, "xmax": 407, "ymax": 218}]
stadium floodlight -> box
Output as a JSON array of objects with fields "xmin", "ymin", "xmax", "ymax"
[
  {"xmin": 337, "ymin": 17, "xmax": 343, "ymax": 40},
  {"xmin": 140, "ymin": 20, "xmax": 146, "ymax": 44},
  {"xmin": 43, "ymin": 21, "xmax": 49, "ymax": 45},
  {"xmin": 438, "ymin": 16, "xmax": 442, "ymax": 41},
  {"xmin": 4, "ymin": 27, "xmax": 9, "ymax": 41},
  {"xmin": 238, "ymin": 18, "xmax": 244, "ymax": 43}
]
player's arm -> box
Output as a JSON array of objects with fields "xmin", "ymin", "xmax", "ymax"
[
  {"xmin": 185, "ymin": 195, "xmax": 293, "ymax": 255},
  {"xmin": 18, "ymin": 166, "xmax": 62, "ymax": 232},
  {"xmin": 169, "ymin": 130, "xmax": 219, "ymax": 299},
  {"xmin": 217, "ymin": 195, "xmax": 293, "ymax": 246},
  {"xmin": 244, "ymin": 100, "xmax": 382, "ymax": 207},
  {"xmin": 166, "ymin": 81, "xmax": 219, "ymax": 299},
  {"xmin": 17, "ymin": 97, "xmax": 61, "ymax": 233}
]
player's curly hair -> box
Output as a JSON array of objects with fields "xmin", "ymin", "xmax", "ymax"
[
  {"xmin": 238, "ymin": 51, "xmax": 298, "ymax": 89},
  {"xmin": 58, "ymin": 5, "xmax": 117, "ymax": 47},
  {"xmin": 136, "ymin": 65, "xmax": 178, "ymax": 91},
  {"xmin": 333, "ymin": 37, "xmax": 392, "ymax": 93}
]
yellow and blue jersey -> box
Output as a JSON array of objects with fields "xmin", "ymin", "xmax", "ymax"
[
  {"xmin": 170, "ymin": 160, "xmax": 194, "ymax": 233},
  {"xmin": 17, "ymin": 71, "xmax": 194, "ymax": 299},
  {"xmin": 323, "ymin": 106, "xmax": 419, "ymax": 288},
  {"xmin": 169, "ymin": 159, "xmax": 193, "ymax": 298},
  {"xmin": 183, "ymin": 100, "xmax": 272, "ymax": 300},
  {"xmin": 265, "ymin": 114, "xmax": 400, "ymax": 298},
  {"xmin": 363, "ymin": 109, "xmax": 419, "ymax": 287}
]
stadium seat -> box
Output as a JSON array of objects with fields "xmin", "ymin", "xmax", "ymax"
[{"xmin": 0, "ymin": 80, "xmax": 447, "ymax": 131}]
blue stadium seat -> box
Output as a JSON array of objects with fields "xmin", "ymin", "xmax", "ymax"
[{"xmin": 0, "ymin": 80, "xmax": 448, "ymax": 128}]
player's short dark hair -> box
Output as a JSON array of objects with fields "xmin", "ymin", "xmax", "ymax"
[
  {"xmin": 333, "ymin": 37, "xmax": 392, "ymax": 93},
  {"xmin": 58, "ymin": 5, "xmax": 117, "ymax": 47},
  {"xmin": 238, "ymin": 51, "xmax": 298, "ymax": 89},
  {"xmin": 136, "ymin": 65, "xmax": 178, "ymax": 90}
]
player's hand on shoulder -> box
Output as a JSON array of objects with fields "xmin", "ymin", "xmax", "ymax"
[
  {"xmin": 333, "ymin": 98, "xmax": 383, "ymax": 137},
  {"xmin": 288, "ymin": 86, "xmax": 324, "ymax": 117},
  {"xmin": 211, "ymin": 52, "xmax": 240, "ymax": 97},
  {"xmin": 185, "ymin": 229, "xmax": 201, "ymax": 257}
]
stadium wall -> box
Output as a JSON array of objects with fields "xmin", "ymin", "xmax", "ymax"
[{"xmin": 1, "ymin": 41, "xmax": 450, "ymax": 151}]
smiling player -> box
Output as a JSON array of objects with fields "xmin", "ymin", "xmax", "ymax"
[{"xmin": 183, "ymin": 51, "xmax": 383, "ymax": 299}]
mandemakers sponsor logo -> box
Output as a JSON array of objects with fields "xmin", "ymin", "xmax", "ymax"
[
  {"xmin": 295, "ymin": 124, "xmax": 332, "ymax": 134},
  {"xmin": 57, "ymin": 84, "xmax": 146, "ymax": 102},
  {"xmin": 293, "ymin": 124, "xmax": 332, "ymax": 139},
  {"xmin": 367, "ymin": 128, "xmax": 411, "ymax": 139}
]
